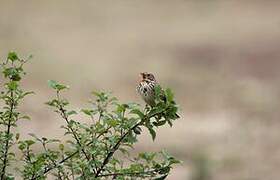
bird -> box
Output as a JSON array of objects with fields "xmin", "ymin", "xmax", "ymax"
[
  {"xmin": 136, "ymin": 72, "xmax": 158, "ymax": 107},
  {"xmin": 136, "ymin": 72, "xmax": 179, "ymax": 119}
]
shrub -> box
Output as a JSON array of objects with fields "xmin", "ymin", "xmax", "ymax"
[{"xmin": 0, "ymin": 52, "xmax": 180, "ymax": 179}]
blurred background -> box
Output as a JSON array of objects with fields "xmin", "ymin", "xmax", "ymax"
[{"xmin": 1, "ymin": 1, "xmax": 280, "ymax": 179}]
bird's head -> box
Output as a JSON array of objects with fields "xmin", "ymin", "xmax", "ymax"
[{"xmin": 140, "ymin": 72, "xmax": 156, "ymax": 82}]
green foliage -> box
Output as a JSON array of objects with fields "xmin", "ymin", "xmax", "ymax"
[{"xmin": 0, "ymin": 52, "xmax": 181, "ymax": 179}]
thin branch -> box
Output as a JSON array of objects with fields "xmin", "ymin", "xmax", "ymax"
[
  {"xmin": 31, "ymin": 126, "xmax": 112, "ymax": 180},
  {"xmin": 98, "ymin": 167, "xmax": 168, "ymax": 178},
  {"xmin": 42, "ymin": 143, "xmax": 63, "ymax": 180},
  {"xmin": 0, "ymin": 91, "xmax": 14, "ymax": 180},
  {"xmin": 25, "ymin": 146, "xmax": 36, "ymax": 179},
  {"xmin": 56, "ymin": 91, "xmax": 94, "ymax": 171},
  {"xmin": 94, "ymin": 119, "xmax": 145, "ymax": 177},
  {"xmin": 32, "ymin": 108, "xmax": 159, "ymax": 179}
]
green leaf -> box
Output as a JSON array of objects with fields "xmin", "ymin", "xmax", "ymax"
[
  {"xmin": 18, "ymin": 143, "xmax": 26, "ymax": 150},
  {"xmin": 158, "ymin": 166, "xmax": 170, "ymax": 175},
  {"xmin": 8, "ymin": 152, "xmax": 15, "ymax": 158},
  {"xmin": 25, "ymin": 140, "xmax": 35, "ymax": 146},
  {"xmin": 81, "ymin": 109, "xmax": 93, "ymax": 116},
  {"xmin": 48, "ymin": 80, "xmax": 68, "ymax": 91},
  {"xmin": 28, "ymin": 133, "xmax": 41, "ymax": 142},
  {"xmin": 67, "ymin": 110, "xmax": 77, "ymax": 116},
  {"xmin": 148, "ymin": 107, "xmax": 164, "ymax": 117},
  {"xmin": 153, "ymin": 174, "xmax": 168, "ymax": 180},
  {"xmin": 130, "ymin": 109, "xmax": 144, "ymax": 119},
  {"xmin": 59, "ymin": 144, "xmax": 64, "ymax": 151},
  {"xmin": 15, "ymin": 133, "xmax": 20, "ymax": 141},
  {"xmin": 169, "ymin": 157, "xmax": 181, "ymax": 165},
  {"xmin": 20, "ymin": 115, "xmax": 31, "ymax": 120},
  {"xmin": 155, "ymin": 85, "xmax": 162, "ymax": 96},
  {"xmin": 47, "ymin": 139, "xmax": 60, "ymax": 143},
  {"xmin": 22, "ymin": 91, "xmax": 35, "ymax": 97},
  {"xmin": 3, "ymin": 68, "xmax": 15, "ymax": 77},
  {"xmin": 165, "ymin": 88, "xmax": 174, "ymax": 102},
  {"xmin": 116, "ymin": 104, "xmax": 125, "ymax": 113},
  {"xmin": 56, "ymin": 84, "xmax": 68, "ymax": 91},
  {"xmin": 106, "ymin": 119, "xmax": 119, "ymax": 127},
  {"xmin": 153, "ymin": 120, "xmax": 166, "ymax": 126},
  {"xmin": 48, "ymin": 80, "xmax": 58, "ymax": 89},
  {"xmin": 27, "ymin": 54, "xmax": 33, "ymax": 60},
  {"xmin": 133, "ymin": 127, "xmax": 142, "ymax": 134},
  {"xmin": 123, "ymin": 104, "xmax": 129, "ymax": 109},
  {"xmin": 5, "ymin": 175, "xmax": 15, "ymax": 180},
  {"xmin": 45, "ymin": 99, "xmax": 59, "ymax": 107},
  {"xmin": 7, "ymin": 81, "xmax": 18, "ymax": 90},
  {"xmin": 167, "ymin": 119, "xmax": 173, "ymax": 127},
  {"xmin": 148, "ymin": 127, "xmax": 156, "ymax": 141},
  {"xmin": 139, "ymin": 152, "xmax": 156, "ymax": 162},
  {"xmin": 11, "ymin": 74, "xmax": 21, "ymax": 81},
  {"xmin": 8, "ymin": 51, "xmax": 19, "ymax": 62},
  {"xmin": 92, "ymin": 91, "xmax": 109, "ymax": 101},
  {"xmin": 119, "ymin": 147, "xmax": 129, "ymax": 155}
]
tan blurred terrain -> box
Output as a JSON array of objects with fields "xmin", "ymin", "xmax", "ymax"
[{"xmin": 1, "ymin": 1, "xmax": 280, "ymax": 179}]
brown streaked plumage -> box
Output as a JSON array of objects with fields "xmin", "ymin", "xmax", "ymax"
[
  {"xmin": 136, "ymin": 72, "xmax": 158, "ymax": 106},
  {"xmin": 137, "ymin": 72, "xmax": 180, "ymax": 118}
]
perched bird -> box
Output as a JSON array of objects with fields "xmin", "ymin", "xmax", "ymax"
[
  {"xmin": 136, "ymin": 72, "xmax": 179, "ymax": 119},
  {"xmin": 136, "ymin": 72, "xmax": 159, "ymax": 106}
]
